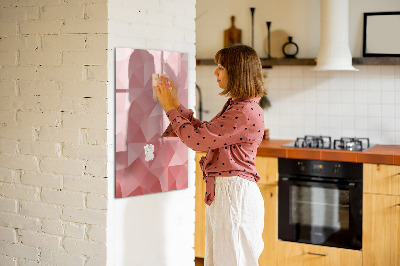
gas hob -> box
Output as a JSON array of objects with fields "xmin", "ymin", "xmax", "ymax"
[{"xmin": 282, "ymin": 135, "xmax": 375, "ymax": 151}]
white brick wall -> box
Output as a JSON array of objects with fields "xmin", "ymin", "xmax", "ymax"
[
  {"xmin": 0, "ymin": 1, "xmax": 108, "ymax": 265},
  {"xmin": 107, "ymin": 0, "xmax": 197, "ymax": 265}
]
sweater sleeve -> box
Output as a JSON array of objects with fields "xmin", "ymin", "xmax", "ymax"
[
  {"xmin": 165, "ymin": 106, "xmax": 249, "ymax": 151},
  {"xmin": 162, "ymin": 103, "xmax": 202, "ymax": 138}
]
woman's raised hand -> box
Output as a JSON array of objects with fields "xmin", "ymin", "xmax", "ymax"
[
  {"xmin": 160, "ymin": 74, "xmax": 180, "ymax": 108},
  {"xmin": 152, "ymin": 75, "xmax": 175, "ymax": 113}
]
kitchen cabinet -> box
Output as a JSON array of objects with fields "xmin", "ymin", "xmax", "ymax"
[
  {"xmin": 363, "ymin": 193, "xmax": 400, "ymax": 266},
  {"xmin": 363, "ymin": 164, "xmax": 400, "ymax": 266},
  {"xmin": 195, "ymin": 151, "xmax": 207, "ymax": 258},
  {"xmin": 255, "ymin": 156, "xmax": 278, "ymax": 186},
  {"xmin": 363, "ymin": 163, "xmax": 400, "ymax": 196},
  {"xmin": 195, "ymin": 156, "xmax": 400, "ymax": 265},
  {"xmin": 255, "ymin": 156, "xmax": 278, "ymax": 266},
  {"xmin": 194, "ymin": 154, "xmax": 279, "ymax": 265},
  {"xmin": 259, "ymin": 184, "xmax": 278, "ymax": 266},
  {"xmin": 276, "ymin": 241, "xmax": 362, "ymax": 266}
]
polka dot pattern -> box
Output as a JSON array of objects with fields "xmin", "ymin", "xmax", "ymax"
[{"xmin": 162, "ymin": 97, "xmax": 264, "ymax": 205}]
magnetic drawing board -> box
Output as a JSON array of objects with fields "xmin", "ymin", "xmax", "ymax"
[{"xmin": 115, "ymin": 48, "xmax": 189, "ymax": 198}]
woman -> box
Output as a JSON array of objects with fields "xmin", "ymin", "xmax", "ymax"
[{"xmin": 153, "ymin": 44, "xmax": 266, "ymax": 266}]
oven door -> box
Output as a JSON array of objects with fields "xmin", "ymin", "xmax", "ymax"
[{"xmin": 278, "ymin": 176, "xmax": 362, "ymax": 250}]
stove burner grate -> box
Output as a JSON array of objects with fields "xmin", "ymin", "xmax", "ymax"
[
  {"xmin": 333, "ymin": 137, "xmax": 370, "ymax": 151},
  {"xmin": 295, "ymin": 135, "xmax": 332, "ymax": 149}
]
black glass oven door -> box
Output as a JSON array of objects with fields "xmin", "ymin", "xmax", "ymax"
[{"xmin": 278, "ymin": 177, "xmax": 362, "ymax": 250}]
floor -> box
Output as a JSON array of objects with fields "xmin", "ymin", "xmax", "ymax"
[{"xmin": 195, "ymin": 257, "xmax": 204, "ymax": 266}]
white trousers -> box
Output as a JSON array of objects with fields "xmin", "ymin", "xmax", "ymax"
[{"xmin": 205, "ymin": 176, "xmax": 265, "ymax": 266}]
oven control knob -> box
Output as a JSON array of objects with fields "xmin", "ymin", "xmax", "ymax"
[
  {"xmin": 333, "ymin": 164, "xmax": 341, "ymax": 174},
  {"xmin": 298, "ymin": 161, "xmax": 305, "ymax": 171}
]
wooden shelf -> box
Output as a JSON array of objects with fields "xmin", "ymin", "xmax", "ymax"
[
  {"xmin": 196, "ymin": 57, "xmax": 400, "ymax": 67},
  {"xmin": 260, "ymin": 58, "xmax": 316, "ymax": 67},
  {"xmin": 352, "ymin": 57, "xmax": 400, "ymax": 65}
]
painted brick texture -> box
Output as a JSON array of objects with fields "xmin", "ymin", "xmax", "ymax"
[
  {"xmin": 107, "ymin": 0, "xmax": 197, "ymax": 265},
  {"xmin": 0, "ymin": 0, "xmax": 108, "ymax": 265}
]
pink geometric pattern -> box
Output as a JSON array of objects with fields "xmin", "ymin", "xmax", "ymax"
[{"xmin": 115, "ymin": 48, "xmax": 188, "ymax": 198}]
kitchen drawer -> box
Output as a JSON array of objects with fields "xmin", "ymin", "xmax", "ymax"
[
  {"xmin": 364, "ymin": 164, "xmax": 400, "ymax": 196},
  {"xmin": 276, "ymin": 240, "xmax": 362, "ymax": 266}
]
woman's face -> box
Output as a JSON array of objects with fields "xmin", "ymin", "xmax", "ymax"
[{"xmin": 214, "ymin": 64, "xmax": 228, "ymax": 89}]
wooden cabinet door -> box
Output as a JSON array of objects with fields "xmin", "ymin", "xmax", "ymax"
[
  {"xmin": 259, "ymin": 185, "xmax": 278, "ymax": 266},
  {"xmin": 276, "ymin": 241, "xmax": 362, "ymax": 266},
  {"xmin": 195, "ymin": 152, "xmax": 207, "ymax": 258},
  {"xmin": 255, "ymin": 156, "xmax": 278, "ymax": 186},
  {"xmin": 364, "ymin": 164, "xmax": 400, "ymax": 196},
  {"xmin": 363, "ymin": 193, "xmax": 400, "ymax": 266}
]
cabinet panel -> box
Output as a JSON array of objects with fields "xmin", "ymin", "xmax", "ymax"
[
  {"xmin": 259, "ymin": 185, "xmax": 278, "ymax": 266},
  {"xmin": 255, "ymin": 156, "xmax": 278, "ymax": 186},
  {"xmin": 363, "ymin": 193, "xmax": 400, "ymax": 266},
  {"xmin": 277, "ymin": 241, "xmax": 362, "ymax": 266},
  {"xmin": 195, "ymin": 152, "xmax": 207, "ymax": 258},
  {"xmin": 364, "ymin": 164, "xmax": 400, "ymax": 196}
]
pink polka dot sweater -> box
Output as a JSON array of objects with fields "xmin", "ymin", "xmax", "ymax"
[{"xmin": 162, "ymin": 97, "xmax": 265, "ymax": 205}]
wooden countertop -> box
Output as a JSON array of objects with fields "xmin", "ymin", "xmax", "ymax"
[{"xmin": 256, "ymin": 139, "xmax": 400, "ymax": 165}]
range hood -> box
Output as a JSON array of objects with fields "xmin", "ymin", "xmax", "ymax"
[{"xmin": 314, "ymin": 0, "xmax": 358, "ymax": 71}]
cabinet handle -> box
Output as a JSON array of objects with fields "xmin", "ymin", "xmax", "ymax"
[
  {"xmin": 397, "ymin": 204, "xmax": 400, "ymax": 207},
  {"xmin": 307, "ymin": 252, "xmax": 328, "ymax": 256}
]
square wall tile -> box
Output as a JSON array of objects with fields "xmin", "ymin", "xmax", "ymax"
[
  {"xmin": 291, "ymin": 67, "xmax": 304, "ymax": 78},
  {"xmin": 355, "ymin": 116, "xmax": 368, "ymax": 130},
  {"xmin": 304, "ymin": 102, "xmax": 316, "ymax": 115},
  {"xmin": 367, "ymin": 91, "xmax": 381, "ymax": 105},
  {"xmin": 316, "ymin": 103, "xmax": 329, "ymax": 115},
  {"xmin": 382, "ymin": 78, "xmax": 395, "ymax": 91},
  {"xmin": 367, "ymin": 76, "xmax": 381, "ymax": 91},
  {"xmin": 354, "ymin": 90, "xmax": 368, "ymax": 104},
  {"xmin": 341, "ymin": 89, "xmax": 355, "ymax": 104},
  {"xmin": 382, "ymin": 90, "xmax": 395, "ymax": 104},
  {"xmin": 382, "ymin": 104, "xmax": 395, "ymax": 118},
  {"xmin": 381, "ymin": 66, "xmax": 395, "ymax": 77},
  {"xmin": 381, "ymin": 131, "xmax": 396, "ymax": 144},
  {"xmin": 368, "ymin": 117, "xmax": 382, "ymax": 131},
  {"xmin": 355, "ymin": 104, "xmax": 368, "ymax": 116},
  {"xmin": 291, "ymin": 77, "xmax": 304, "ymax": 90},
  {"xmin": 341, "ymin": 128, "xmax": 355, "ymax": 137},
  {"xmin": 328, "ymin": 88, "xmax": 341, "ymax": 103},
  {"xmin": 367, "ymin": 104, "xmax": 381, "ymax": 118},
  {"xmin": 341, "ymin": 103, "xmax": 355, "ymax": 116},
  {"xmin": 367, "ymin": 129, "xmax": 382, "ymax": 143},
  {"xmin": 382, "ymin": 117, "xmax": 396, "ymax": 131},
  {"xmin": 316, "ymin": 115, "xmax": 330, "ymax": 128},
  {"xmin": 316, "ymin": 89, "xmax": 329, "ymax": 103},
  {"xmin": 341, "ymin": 117, "xmax": 355, "ymax": 129}
]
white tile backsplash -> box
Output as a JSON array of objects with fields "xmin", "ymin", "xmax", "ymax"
[
  {"xmin": 196, "ymin": 65, "xmax": 400, "ymax": 144},
  {"xmin": 382, "ymin": 105, "xmax": 395, "ymax": 118},
  {"xmin": 382, "ymin": 90, "xmax": 395, "ymax": 104}
]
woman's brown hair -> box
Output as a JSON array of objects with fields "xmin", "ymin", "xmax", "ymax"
[{"xmin": 214, "ymin": 44, "xmax": 267, "ymax": 99}]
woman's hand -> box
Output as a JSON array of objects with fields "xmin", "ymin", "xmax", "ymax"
[
  {"xmin": 153, "ymin": 76, "xmax": 175, "ymax": 113},
  {"xmin": 160, "ymin": 74, "xmax": 180, "ymax": 108}
]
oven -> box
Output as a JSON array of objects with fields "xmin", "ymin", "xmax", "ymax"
[{"xmin": 278, "ymin": 158, "xmax": 363, "ymax": 250}]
